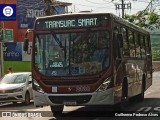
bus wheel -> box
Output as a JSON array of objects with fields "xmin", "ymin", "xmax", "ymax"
[
  {"xmin": 50, "ymin": 105, "xmax": 64, "ymax": 116},
  {"xmin": 119, "ymin": 78, "xmax": 128, "ymax": 110},
  {"xmin": 136, "ymin": 75, "xmax": 145, "ymax": 102}
]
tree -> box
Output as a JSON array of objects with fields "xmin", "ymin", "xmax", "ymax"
[{"xmin": 124, "ymin": 10, "xmax": 160, "ymax": 30}]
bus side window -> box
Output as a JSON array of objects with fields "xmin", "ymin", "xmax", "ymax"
[
  {"xmin": 140, "ymin": 36, "xmax": 146, "ymax": 58},
  {"xmin": 128, "ymin": 30, "xmax": 136, "ymax": 57},
  {"xmin": 113, "ymin": 28, "xmax": 119, "ymax": 58},
  {"xmin": 135, "ymin": 34, "xmax": 141, "ymax": 58},
  {"xmin": 145, "ymin": 36, "xmax": 150, "ymax": 54},
  {"xmin": 113, "ymin": 27, "xmax": 121, "ymax": 69},
  {"xmin": 121, "ymin": 27, "xmax": 130, "ymax": 57}
]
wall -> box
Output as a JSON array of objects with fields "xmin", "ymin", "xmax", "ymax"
[
  {"xmin": 153, "ymin": 61, "xmax": 160, "ymax": 71},
  {"xmin": 0, "ymin": 0, "xmax": 69, "ymax": 76},
  {"xmin": 145, "ymin": 28, "xmax": 160, "ymax": 71},
  {"xmin": 0, "ymin": 0, "xmax": 32, "ymax": 75},
  {"xmin": 146, "ymin": 28, "xmax": 160, "ymax": 61},
  {"xmin": 1, "ymin": 0, "xmax": 32, "ymax": 42}
]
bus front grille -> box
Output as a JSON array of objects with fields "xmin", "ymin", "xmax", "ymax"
[
  {"xmin": 43, "ymin": 79, "xmax": 97, "ymax": 85},
  {"xmin": 48, "ymin": 95, "xmax": 92, "ymax": 104}
]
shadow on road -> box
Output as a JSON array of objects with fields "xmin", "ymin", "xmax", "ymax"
[
  {"xmin": 0, "ymin": 98, "xmax": 160, "ymax": 119},
  {"xmin": 49, "ymin": 98, "xmax": 160, "ymax": 120},
  {"xmin": 0, "ymin": 101, "xmax": 35, "ymax": 111}
]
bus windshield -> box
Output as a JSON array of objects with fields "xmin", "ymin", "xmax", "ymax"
[{"xmin": 34, "ymin": 30, "xmax": 110, "ymax": 76}]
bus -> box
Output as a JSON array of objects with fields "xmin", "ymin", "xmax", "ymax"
[{"xmin": 24, "ymin": 13, "xmax": 153, "ymax": 115}]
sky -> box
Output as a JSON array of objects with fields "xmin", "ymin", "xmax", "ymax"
[{"xmin": 58, "ymin": 0, "xmax": 159, "ymax": 16}]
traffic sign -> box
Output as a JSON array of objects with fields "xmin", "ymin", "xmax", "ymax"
[{"xmin": 3, "ymin": 29, "xmax": 13, "ymax": 41}]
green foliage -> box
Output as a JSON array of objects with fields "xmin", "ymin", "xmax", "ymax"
[
  {"xmin": 4, "ymin": 61, "xmax": 31, "ymax": 75},
  {"xmin": 124, "ymin": 10, "xmax": 160, "ymax": 61},
  {"xmin": 152, "ymin": 50, "xmax": 160, "ymax": 61},
  {"xmin": 148, "ymin": 12, "xmax": 159, "ymax": 24},
  {"xmin": 124, "ymin": 10, "xmax": 160, "ymax": 30}
]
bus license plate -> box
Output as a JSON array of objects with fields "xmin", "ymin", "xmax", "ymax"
[{"xmin": 63, "ymin": 101, "xmax": 77, "ymax": 105}]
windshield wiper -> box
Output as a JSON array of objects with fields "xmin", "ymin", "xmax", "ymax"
[{"xmin": 50, "ymin": 31, "xmax": 64, "ymax": 50}]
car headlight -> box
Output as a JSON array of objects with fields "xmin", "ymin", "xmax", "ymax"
[
  {"xmin": 96, "ymin": 77, "xmax": 112, "ymax": 92},
  {"xmin": 33, "ymin": 79, "xmax": 44, "ymax": 93},
  {"xmin": 13, "ymin": 87, "xmax": 24, "ymax": 92}
]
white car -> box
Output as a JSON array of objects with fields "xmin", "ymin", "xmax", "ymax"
[{"xmin": 0, "ymin": 72, "xmax": 33, "ymax": 105}]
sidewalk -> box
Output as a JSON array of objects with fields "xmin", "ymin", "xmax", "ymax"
[{"xmin": 153, "ymin": 71, "xmax": 160, "ymax": 78}]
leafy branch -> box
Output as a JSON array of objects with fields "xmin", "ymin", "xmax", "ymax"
[{"xmin": 124, "ymin": 10, "xmax": 160, "ymax": 30}]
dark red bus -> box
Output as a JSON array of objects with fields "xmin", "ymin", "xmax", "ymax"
[{"xmin": 24, "ymin": 13, "xmax": 153, "ymax": 115}]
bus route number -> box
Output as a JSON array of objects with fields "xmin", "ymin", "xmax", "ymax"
[{"xmin": 50, "ymin": 62, "xmax": 63, "ymax": 68}]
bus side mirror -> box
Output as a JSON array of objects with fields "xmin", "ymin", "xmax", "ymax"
[
  {"xmin": 117, "ymin": 34, "xmax": 123, "ymax": 48},
  {"xmin": 23, "ymin": 38, "xmax": 29, "ymax": 51}
]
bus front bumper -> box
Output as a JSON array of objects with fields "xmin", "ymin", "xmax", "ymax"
[{"xmin": 33, "ymin": 88, "xmax": 114, "ymax": 107}]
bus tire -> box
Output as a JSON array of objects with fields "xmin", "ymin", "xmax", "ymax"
[
  {"xmin": 119, "ymin": 77, "xmax": 128, "ymax": 110},
  {"xmin": 136, "ymin": 74, "xmax": 145, "ymax": 102},
  {"xmin": 50, "ymin": 105, "xmax": 64, "ymax": 116}
]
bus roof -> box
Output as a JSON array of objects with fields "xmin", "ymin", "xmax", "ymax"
[
  {"xmin": 35, "ymin": 12, "xmax": 149, "ymax": 35},
  {"xmin": 36, "ymin": 12, "xmax": 114, "ymax": 19}
]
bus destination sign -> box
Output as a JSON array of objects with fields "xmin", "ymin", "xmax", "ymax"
[
  {"xmin": 36, "ymin": 16, "xmax": 108, "ymax": 29},
  {"xmin": 45, "ymin": 18, "xmax": 97, "ymax": 28}
]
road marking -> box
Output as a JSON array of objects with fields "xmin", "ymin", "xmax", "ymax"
[
  {"xmin": 145, "ymin": 92, "xmax": 151, "ymax": 95},
  {"xmin": 0, "ymin": 102, "xmax": 12, "ymax": 107},
  {"xmin": 137, "ymin": 107, "xmax": 152, "ymax": 112},
  {"xmin": 145, "ymin": 90, "xmax": 154, "ymax": 96}
]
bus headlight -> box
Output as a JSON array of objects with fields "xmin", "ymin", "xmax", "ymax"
[
  {"xmin": 96, "ymin": 77, "xmax": 112, "ymax": 92},
  {"xmin": 33, "ymin": 79, "xmax": 44, "ymax": 93}
]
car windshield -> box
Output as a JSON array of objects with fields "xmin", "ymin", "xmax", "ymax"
[
  {"xmin": 34, "ymin": 30, "xmax": 110, "ymax": 76},
  {"xmin": 0, "ymin": 74, "xmax": 26, "ymax": 84}
]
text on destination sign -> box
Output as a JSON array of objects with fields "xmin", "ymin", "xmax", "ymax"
[{"xmin": 44, "ymin": 18, "xmax": 98, "ymax": 28}]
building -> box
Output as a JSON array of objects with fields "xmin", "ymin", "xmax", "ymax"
[{"xmin": 0, "ymin": 0, "xmax": 71, "ymax": 76}]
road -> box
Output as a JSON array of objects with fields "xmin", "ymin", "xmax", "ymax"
[{"xmin": 0, "ymin": 72, "xmax": 160, "ymax": 120}]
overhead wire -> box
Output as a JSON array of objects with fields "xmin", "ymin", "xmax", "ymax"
[
  {"xmin": 138, "ymin": 0, "xmax": 154, "ymax": 15},
  {"xmin": 59, "ymin": 0, "xmax": 114, "ymax": 9},
  {"xmin": 103, "ymin": 0, "xmax": 114, "ymax": 4},
  {"xmin": 72, "ymin": 3, "xmax": 113, "ymax": 9},
  {"xmin": 85, "ymin": 0, "xmax": 112, "ymax": 5},
  {"xmin": 58, "ymin": 0, "xmax": 156, "ymax": 15}
]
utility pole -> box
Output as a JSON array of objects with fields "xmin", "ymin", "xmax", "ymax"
[
  {"xmin": 121, "ymin": 0, "xmax": 125, "ymax": 18},
  {"xmin": 115, "ymin": 0, "xmax": 131, "ymax": 18}
]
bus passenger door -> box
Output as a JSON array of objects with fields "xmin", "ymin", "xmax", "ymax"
[{"xmin": 113, "ymin": 28, "xmax": 125, "ymax": 103}]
